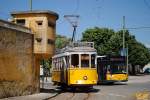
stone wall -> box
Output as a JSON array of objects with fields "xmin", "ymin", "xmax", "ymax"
[{"xmin": 0, "ymin": 20, "xmax": 39, "ymax": 98}]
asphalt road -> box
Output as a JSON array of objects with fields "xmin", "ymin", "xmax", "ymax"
[{"xmin": 41, "ymin": 75, "xmax": 150, "ymax": 100}]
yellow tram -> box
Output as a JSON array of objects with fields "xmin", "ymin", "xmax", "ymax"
[
  {"xmin": 97, "ymin": 55, "xmax": 128, "ymax": 84},
  {"xmin": 52, "ymin": 42, "xmax": 98, "ymax": 87}
]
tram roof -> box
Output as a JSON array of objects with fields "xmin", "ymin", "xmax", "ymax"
[{"xmin": 56, "ymin": 42, "xmax": 96, "ymax": 53}]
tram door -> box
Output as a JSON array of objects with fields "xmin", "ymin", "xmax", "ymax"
[
  {"xmin": 61, "ymin": 56, "xmax": 68, "ymax": 84},
  {"xmin": 97, "ymin": 57, "xmax": 108, "ymax": 82}
]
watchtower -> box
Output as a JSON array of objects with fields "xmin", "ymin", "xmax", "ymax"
[{"xmin": 11, "ymin": 10, "xmax": 59, "ymax": 58}]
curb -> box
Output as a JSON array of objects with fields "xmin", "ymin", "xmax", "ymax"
[{"xmin": 3, "ymin": 93, "xmax": 59, "ymax": 100}]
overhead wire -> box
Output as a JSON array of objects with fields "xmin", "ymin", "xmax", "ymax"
[
  {"xmin": 115, "ymin": 26, "xmax": 150, "ymax": 30},
  {"xmin": 127, "ymin": 26, "xmax": 150, "ymax": 30}
]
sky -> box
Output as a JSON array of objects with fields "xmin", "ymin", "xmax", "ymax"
[{"xmin": 1, "ymin": 0, "xmax": 150, "ymax": 47}]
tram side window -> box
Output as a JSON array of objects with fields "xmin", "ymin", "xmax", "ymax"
[
  {"xmin": 58, "ymin": 58, "xmax": 62, "ymax": 70},
  {"xmin": 81, "ymin": 54, "xmax": 89, "ymax": 68},
  {"xmin": 107, "ymin": 65, "xmax": 111, "ymax": 74},
  {"xmin": 71, "ymin": 54, "xmax": 79, "ymax": 67},
  {"xmin": 111, "ymin": 63, "xmax": 126, "ymax": 74},
  {"xmin": 91, "ymin": 54, "xmax": 96, "ymax": 68},
  {"xmin": 56, "ymin": 58, "xmax": 59, "ymax": 70},
  {"xmin": 65, "ymin": 56, "xmax": 69, "ymax": 68},
  {"xmin": 52, "ymin": 59, "xmax": 54, "ymax": 70},
  {"xmin": 53, "ymin": 58, "xmax": 57, "ymax": 70},
  {"xmin": 58, "ymin": 58, "xmax": 60, "ymax": 70},
  {"xmin": 60, "ymin": 58, "xmax": 62, "ymax": 70},
  {"xmin": 60, "ymin": 58, "xmax": 63, "ymax": 70}
]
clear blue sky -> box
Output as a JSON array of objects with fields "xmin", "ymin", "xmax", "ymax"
[{"xmin": 1, "ymin": 0, "xmax": 150, "ymax": 47}]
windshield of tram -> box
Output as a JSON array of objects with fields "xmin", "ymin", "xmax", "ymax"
[
  {"xmin": 108, "ymin": 62, "xmax": 127, "ymax": 74},
  {"xmin": 71, "ymin": 54, "xmax": 79, "ymax": 67},
  {"xmin": 71, "ymin": 54, "xmax": 96, "ymax": 68}
]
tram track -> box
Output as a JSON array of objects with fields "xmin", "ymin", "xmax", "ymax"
[
  {"xmin": 48, "ymin": 92, "xmax": 74, "ymax": 100},
  {"xmin": 48, "ymin": 92, "xmax": 91, "ymax": 100},
  {"xmin": 69, "ymin": 93, "xmax": 91, "ymax": 100},
  {"xmin": 66, "ymin": 92, "xmax": 75, "ymax": 100},
  {"xmin": 48, "ymin": 86, "xmax": 93, "ymax": 100},
  {"xmin": 83, "ymin": 93, "xmax": 91, "ymax": 100}
]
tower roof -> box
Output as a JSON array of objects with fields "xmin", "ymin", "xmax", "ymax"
[{"xmin": 11, "ymin": 10, "xmax": 59, "ymax": 20}]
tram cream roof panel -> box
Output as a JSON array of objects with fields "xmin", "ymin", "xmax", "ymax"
[
  {"xmin": 66, "ymin": 47, "xmax": 96, "ymax": 52},
  {"xmin": 56, "ymin": 46, "xmax": 96, "ymax": 54},
  {"xmin": 55, "ymin": 42, "xmax": 96, "ymax": 54},
  {"xmin": 53, "ymin": 51, "xmax": 97, "ymax": 58}
]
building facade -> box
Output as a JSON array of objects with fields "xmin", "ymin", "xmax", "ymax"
[
  {"xmin": 0, "ymin": 10, "xmax": 58, "ymax": 98},
  {"xmin": 0, "ymin": 19, "xmax": 35, "ymax": 98},
  {"xmin": 11, "ymin": 10, "xmax": 59, "ymax": 58}
]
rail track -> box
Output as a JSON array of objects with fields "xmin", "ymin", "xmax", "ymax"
[
  {"xmin": 49, "ymin": 87, "xmax": 93, "ymax": 100},
  {"xmin": 49, "ymin": 92, "xmax": 91, "ymax": 100}
]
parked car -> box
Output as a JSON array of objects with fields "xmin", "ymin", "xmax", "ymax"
[{"xmin": 144, "ymin": 68, "xmax": 150, "ymax": 74}]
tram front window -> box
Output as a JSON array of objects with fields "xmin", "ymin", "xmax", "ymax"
[
  {"xmin": 81, "ymin": 54, "xmax": 89, "ymax": 68},
  {"xmin": 110, "ymin": 63, "xmax": 126, "ymax": 74},
  {"xmin": 71, "ymin": 54, "xmax": 79, "ymax": 67}
]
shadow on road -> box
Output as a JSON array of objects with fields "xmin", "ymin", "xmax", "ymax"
[
  {"xmin": 41, "ymin": 86, "xmax": 100, "ymax": 94},
  {"xmin": 99, "ymin": 82, "xmax": 127, "ymax": 86},
  {"xmin": 40, "ymin": 88, "xmax": 62, "ymax": 94},
  {"xmin": 129, "ymin": 74, "xmax": 145, "ymax": 76},
  {"xmin": 59, "ymin": 86, "xmax": 100, "ymax": 93}
]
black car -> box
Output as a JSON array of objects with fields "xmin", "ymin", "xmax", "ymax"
[{"xmin": 144, "ymin": 68, "xmax": 150, "ymax": 74}]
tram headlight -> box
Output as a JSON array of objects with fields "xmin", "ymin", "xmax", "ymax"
[{"xmin": 83, "ymin": 76, "xmax": 88, "ymax": 80}]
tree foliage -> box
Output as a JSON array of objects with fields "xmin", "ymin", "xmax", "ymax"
[
  {"xmin": 41, "ymin": 34, "xmax": 71, "ymax": 76},
  {"xmin": 82, "ymin": 27, "xmax": 150, "ymax": 67},
  {"xmin": 117, "ymin": 30, "xmax": 150, "ymax": 67},
  {"xmin": 55, "ymin": 34, "xmax": 71, "ymax": 49},
  {"xmin": 41, "ymin": 59, "xmax": 52, "ymax": 76},
  {"xmin": 82, "ymin": 27, "xmax": 115, "ymax": 55}
]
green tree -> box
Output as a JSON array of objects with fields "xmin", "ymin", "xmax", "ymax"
[
  {"xmin": 118, "ymin": 30, "xmax": 150, "ymax": 66},
  {"xmin": 41, "ymin": 34, "xmax": 71, "ymax": 77},
  {"xmin": 82, "ymin": 27, "xmax": 115, "ymax": 55},
  {"xmin": 55, "ymin": 34, "xmax": 71, "ymax": 49},
  {"xmin": 82, "ymin": 27, "xmax": 150, "ymax": 74},
  {"xmin": 40, "ymin": 59, "xmax": 52, "ymax": 76}
]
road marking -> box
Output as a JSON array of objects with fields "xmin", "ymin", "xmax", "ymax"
[
  {"xmin": 94, "ymin": 92, "xmax": 105, "ymax": 95},
  {"xmin": 108, "ymin": 93, "xmax": 126, "ymax": 98},
  {"xmin": 93, "ymin": 92, "xmax": 126, "ymax": 98},
  {"xmin": 135, "ymin": 91, "xmax": 150, "ymax": 100}
]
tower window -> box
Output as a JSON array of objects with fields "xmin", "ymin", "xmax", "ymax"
[
  {"xmin": 48, "ymin": 21, "xmax": 55, "ymax": 28},
  {"xmin": 47, "ymin": 39, "xmax": 54, "ymax": 44},
  {"xmin": 36, "ymin": 21, "xmax": 43, "ymax": 26},
  {"xmin": 36, "ymin": 38, "xmax": 42, "ymax": 42},
  {"xmin": 16, "ymin": 19, "xmax": 25, "ymax": 26}
]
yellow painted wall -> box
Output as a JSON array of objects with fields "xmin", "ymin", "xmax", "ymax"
[
  {"xmin": 0, "ymin": 24, "xmax": 39, "ymax": 98},
  {"xmin": 0, "ymin": 11, "xmax": 58, "ymax": 98}
]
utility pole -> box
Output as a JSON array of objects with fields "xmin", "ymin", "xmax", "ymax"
[
  {"xmin": 30, "ymin": 0, "xmax": 32, "ymax": 11},
  {"xmin": 127, "ymin": 44, "xmax": 129, "ymax": 75},
  {"xmin": 64, "ymin": 15, "xmax": 79, "ymax": 42},
  {"xmin": 123, "ymin": 16, "xmax": 125, "ymax": 50},
  {"xmin": 122, "ymin": 16, "xmax": 128, "ymax": 74}
]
